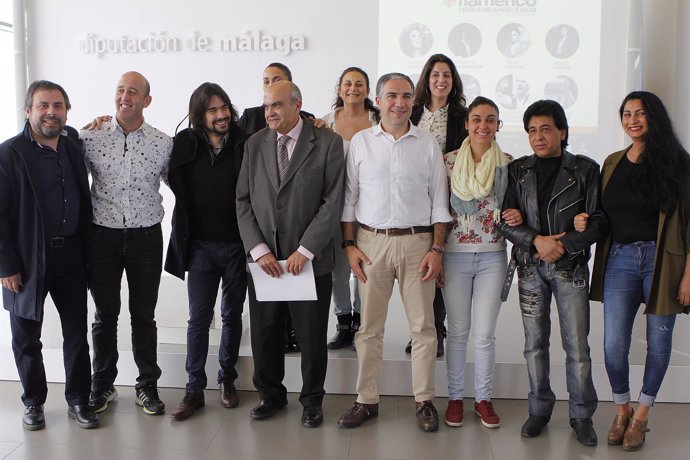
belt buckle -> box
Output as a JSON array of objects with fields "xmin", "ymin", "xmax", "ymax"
[{"xmin": 50, "ymin": 237, "xmax": 64, "ymax": 248}]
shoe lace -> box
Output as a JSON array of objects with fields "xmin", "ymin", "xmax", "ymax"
[
  {"xmin": 417, "ymin": 402, "xmax": 436, "ymax": 417},
  {"xmin": 139, "ymin": 386, "xmax": 159, "ymax": 403},
  {"xmin": 479, "ymin": 401, "xmax": 497, "ymax": 417},
  {"xmin": 346, "ymin": 403, "xmax": 367, "ymax": 417}
]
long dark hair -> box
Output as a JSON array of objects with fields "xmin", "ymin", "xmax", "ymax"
[
  {"xmin": 413, "ymin": 54, "xmax": 466, "ymax": 118},
  {"xmin": 620, "ymin": 91, "xmax": 690, "ymax": 213},
  {"xmin": 332, "ymin": 66, "xmax": 380, "ymax": 122},
  {"xmin": 188, "ymin": 82, "xmax": 238, "ymax": 137}
]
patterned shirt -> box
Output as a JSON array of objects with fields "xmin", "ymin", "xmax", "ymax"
[
  {"xmin": 81, "ymin": 119, "xmax": 172, "ymax": 228},
  {"xmin": 417, "ymin": 105, "xmax": 449, "ymax": 154},
  {"xmin": 443, "ymin": 149, "xmax": 506, "ymax": 253}
]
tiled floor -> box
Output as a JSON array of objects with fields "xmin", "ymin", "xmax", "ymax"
[{"xmin": 0, "ymin": 381, "xmax": 688, "ymax": 459}]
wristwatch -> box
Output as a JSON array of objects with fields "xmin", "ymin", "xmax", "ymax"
[{"xmin": 341, "ymin": 239, "xmax": 355, "ymax": 249}]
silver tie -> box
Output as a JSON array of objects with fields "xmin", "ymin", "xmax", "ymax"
[{"xmin": 277, "ymin": 135, "xmax": 290, "ymax": 184}]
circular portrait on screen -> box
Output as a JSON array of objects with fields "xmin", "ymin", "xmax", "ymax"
[
  {"xmin": 546, "ymin": 24, "xmax": 580, "ymax": 59},
  {"xmin": 497, "ymin": 24, "xmax": 530, "ymax": 58},
  {"xmin": 495, "ymin": 74, "xmax": 530, "ymax": 110},
  {"xmin": 544, "ymin": 75, "xmax": 579, "ymax": 108},
  {"xmin": 400, "ymin": 23, "xmax": 433, "ymax": 58},
  {"xmin": 448, "ymin": 23, "xmax": 482, "ymax": 58},
  {"xmin": 459, "ymin": 74, "xmax": 481, "ymax": 104}
]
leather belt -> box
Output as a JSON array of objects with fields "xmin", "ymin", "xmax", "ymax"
[{"xmin": 360, "ymin": 223, "xmax": 433, "ymax": 236}]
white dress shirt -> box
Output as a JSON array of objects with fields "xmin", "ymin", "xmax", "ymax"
[
  {"xmin": 81, "ymin": 119, "xmax": 173, "ymax": 228},
  {"xmin": 342, "ymin": 122, "xmax": 451, "ymax": 228}
]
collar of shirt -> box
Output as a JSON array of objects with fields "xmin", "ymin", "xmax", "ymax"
[
  {"xmin": 372, "ymin": 120, "xmax": 419, "ymax": 142},
  {"xmin": 28, "ymin": 128, "xmax": 68, "ymax": 151},
  {"xmin": 275, "ymin": 116, "xmax": 304, "ymax": 160},
  {"xmin": 203, "ymin": 131, "xmax": 229, "ymax": 157},
  {"xmin": 111, "ymin": 118, "xmax": 153, "ymax": 138},
  {"xmin": 422, "ymin": 104, "xmax": 449, "ymax": 117}
]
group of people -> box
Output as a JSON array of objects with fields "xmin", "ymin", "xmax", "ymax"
[{"xmin": 1, "ymin": 53, "xmax": 688, "ymax": 454}]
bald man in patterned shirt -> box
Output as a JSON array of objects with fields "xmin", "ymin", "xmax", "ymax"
[{"xmin": 81, "ymin": 71, "xmax": 172, "ymax": 416}]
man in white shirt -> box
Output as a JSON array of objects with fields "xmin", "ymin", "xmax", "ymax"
[
  {"xmin": 81, "ymin": 71, "xmax": 172, "ymax": 416},
  {"xmin": 337, "ymin": 73, "xmax": 452, "ymax": 432}
]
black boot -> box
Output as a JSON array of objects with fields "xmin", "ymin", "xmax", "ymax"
[
  {"xmin": 351, "ymin": 312, "xmax": 360, "ymax": 351},
  {"xmin": 436, "ymin": 324, "xmax": 447, "ymax": 357},
  {"xmin": 328, "ymin": 314, "xmax": 353, "ymax": 349}
]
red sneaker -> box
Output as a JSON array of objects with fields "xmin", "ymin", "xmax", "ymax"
[
  {"xmin": 474, "ymin": 400, "xmax": 500, "ymax": 428},
  {"xmin": 444, "ymin": 399, "xmax": 464, "ymax": 427}
]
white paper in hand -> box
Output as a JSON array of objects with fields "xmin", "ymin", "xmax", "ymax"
[{"xmin": 247, "ymin": 260, "xmax": 318, "ymax": 302}]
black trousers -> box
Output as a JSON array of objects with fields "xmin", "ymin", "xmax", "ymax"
[
  {"xmin": 89, "ymin": 223, "xmax": 163, "ymax": 392},
  {"xmin": 249, "ymin": 272, "xmax": 332, "ymax": 408},
  {"xmin": 10, "ymin": 236, "xmax": 91, "ymax": 406},
  {"xmin": 433, "ymin": 287, "xmax": 446, "ymax": 329}
]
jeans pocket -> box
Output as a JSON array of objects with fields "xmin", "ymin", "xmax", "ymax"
[{"xmin": 609, "ymin": 242, "xmax": 623, "ymax": 258}]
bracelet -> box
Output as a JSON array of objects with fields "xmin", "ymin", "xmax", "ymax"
[
  {"xmin": 431, "ymin": 245, "xmax": 445, "ymax": 254},
  {"xmin": 341, "ymin": 239, "xmax": 355, "ymax": 249}
]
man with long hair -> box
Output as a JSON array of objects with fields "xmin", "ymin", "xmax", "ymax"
[{"xmin": 165, "ymin": 83, "xmax": 247, "ymax": 420}]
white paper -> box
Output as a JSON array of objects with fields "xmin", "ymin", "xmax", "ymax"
[{"xmin": 248, "ymin": 260, "xmax": 317, "ymax": 302}]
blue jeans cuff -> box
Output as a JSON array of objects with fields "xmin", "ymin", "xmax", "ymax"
[
  {"xmin": 612, "ymin": 392, "xmax": 631, "ymax": 405},
  {"xmin": 638, "ymin": 392, "xmax": 656, "ymax": 407}
]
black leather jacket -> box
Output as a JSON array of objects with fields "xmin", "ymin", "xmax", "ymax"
[{"xmin": 498, "ymin": 151, "xmax": 608, "ymax": 272}]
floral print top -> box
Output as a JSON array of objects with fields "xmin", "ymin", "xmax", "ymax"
[
  {"xmin": 417, "ymin": 105, "xmax": 449, "ymax": 153},
  {"xmin": 443, "ymin": 149, "xmax": 506, "ymax": 253}
]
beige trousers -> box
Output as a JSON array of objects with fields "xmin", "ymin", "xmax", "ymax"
[{"xmin": 354, "ymin": 230, "xmax": 437, "ymax": 403}]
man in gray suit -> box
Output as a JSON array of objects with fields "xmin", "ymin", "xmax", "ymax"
[{"xmin": 236, "ymin": 80, "xmax": 344, "ymax": 428}]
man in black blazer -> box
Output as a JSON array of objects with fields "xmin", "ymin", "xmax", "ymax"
[
  {"xmin": 0, "ymin": 81, "xmax": 98, "ymax": 430},
  {"xmin": 165, "ymin": 83, "xmax": 247, "ymax": 421},
  {"xmin": 236, "ymin": 81, "xmax": 344, "ymax": 428}
]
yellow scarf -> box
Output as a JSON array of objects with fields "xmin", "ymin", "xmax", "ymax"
[{"xmin": 450, "ymin": 137, "xmax": 508, "ymax": 201}]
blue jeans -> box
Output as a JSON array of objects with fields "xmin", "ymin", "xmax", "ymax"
[
  {"xmin": 90, "ymin": 224, "xmax": 163, "ymax": 392},
  {"xmin": 603, "ymin": 241, "xmax": 676, "ymax": 407},
  {"xmin": 443, "ymin": 251, "xmax": 506, "ymax": 401},
  {"xmin": 185, "ymin": 240, "xmax": 247, "ymax": 393},
  {"xmin": 517, "ymin": 262, "xmax": 597, "ymax": 419},
  {"xmin": 332, "ymin": 224, "xmax": 360, "ymax": 316}
]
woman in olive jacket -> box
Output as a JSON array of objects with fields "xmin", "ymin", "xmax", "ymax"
[{"xmin": 580, "ymin": 91, "xmax": 690, "ymax": 452}]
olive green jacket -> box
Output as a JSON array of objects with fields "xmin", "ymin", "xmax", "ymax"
[{"xmin": 590, "ymin": 147, "xmax": 690, "ymax": 315}]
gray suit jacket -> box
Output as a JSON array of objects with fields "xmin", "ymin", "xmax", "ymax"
[{"xmin": 236, "ymin": 118, "xmax": 345, "ymax": 277}]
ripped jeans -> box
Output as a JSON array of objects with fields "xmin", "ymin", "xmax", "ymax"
[
  {"xmin": 603, "ymin": 241, "xmax": 676, "ymax": 407},
  {"xmin": 517, "ymin": 262, "xmax": 597, "ymax": 419}
]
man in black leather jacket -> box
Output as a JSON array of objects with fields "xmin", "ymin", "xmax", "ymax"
[{"xmin": 498, "ymin": 100, "xmax": 607, "ymax": 446}]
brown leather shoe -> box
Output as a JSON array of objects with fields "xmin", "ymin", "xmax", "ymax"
[
  {"xmin": 623, "ymin": 418, "xmax": 649, "ymax": 451},
  {"xmin": 416, "ymin": 400, "xmax": 439, "ymax": 432},
  {"xmin": 607, "ymin": 409, "xmax": 633, "ymax": 445},
  {"xmin": 219, "ymin": 383, "xmax": 239, "ymax": 408},
  {"xmin": 337, "ymin": 402, "xmax": 379, "ymax": 428},
  {"xmin": 170, "ymin": 392, "xmax": 205, "ymax": 421}
]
